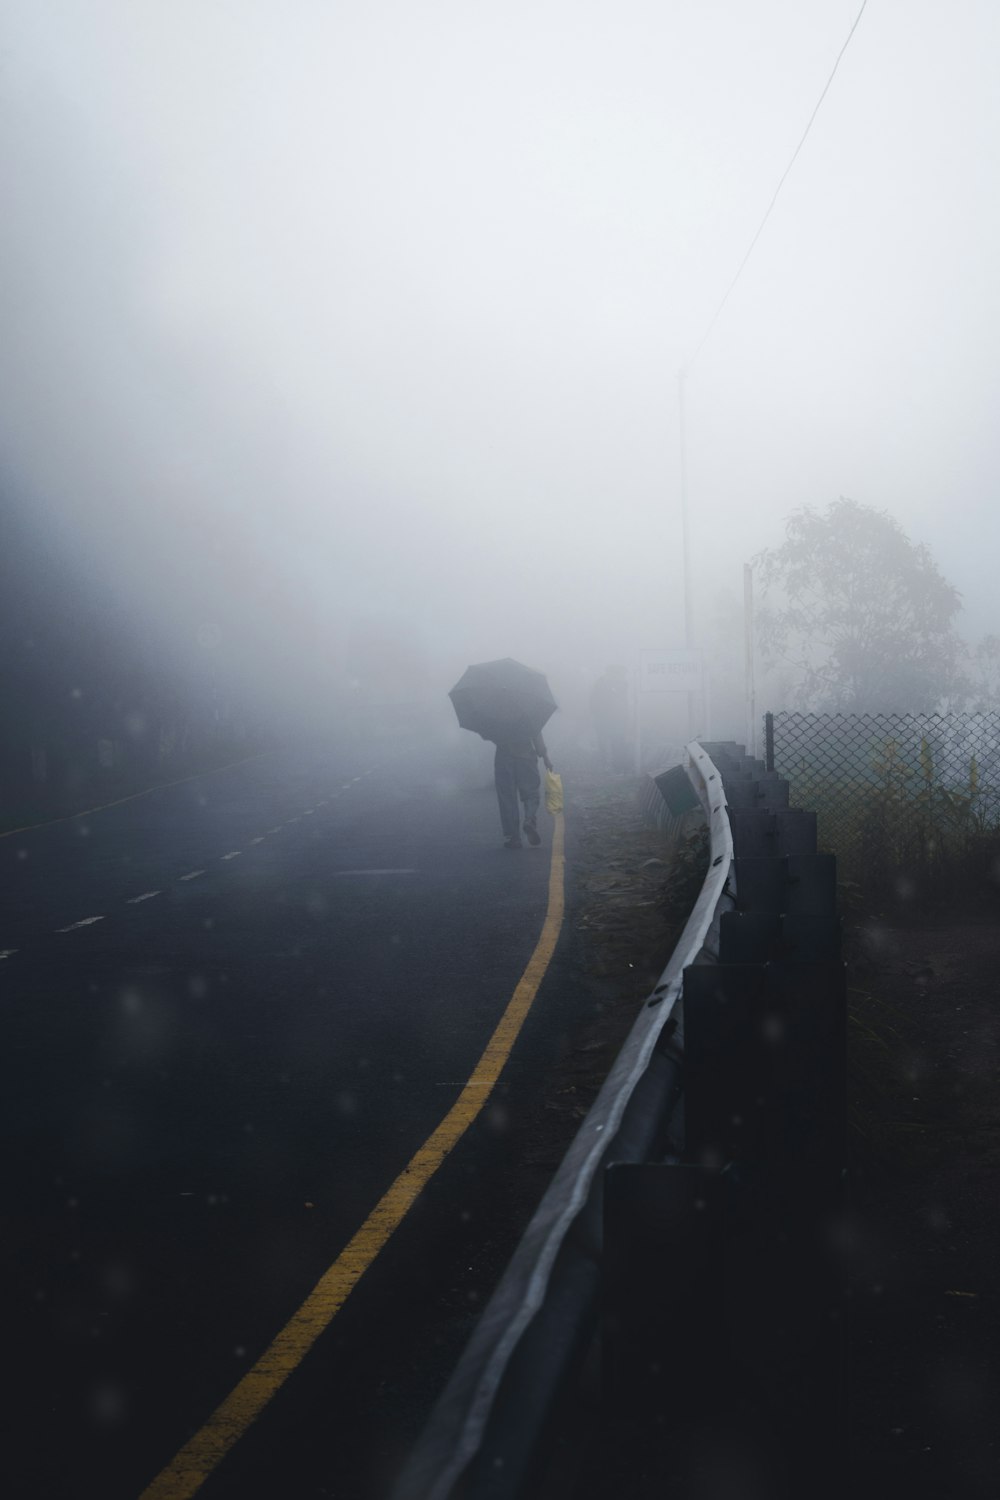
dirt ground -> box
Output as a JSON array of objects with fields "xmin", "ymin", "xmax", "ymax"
[
  {"xmin": 847, "ymin": 908, "xmax": 1000, "ymax": 1497},
  {"xmin": 520, "ymin": 772, "xmax": 706, "ymax": 1168},
  {"xmin": 523, "ymin": 774, "xmax": 1000, "ymax": 1497}
]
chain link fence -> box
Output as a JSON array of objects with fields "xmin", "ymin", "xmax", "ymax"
[{"xmin": 764, "ymin": 710, "xmax": 1000, "ymax": 897}]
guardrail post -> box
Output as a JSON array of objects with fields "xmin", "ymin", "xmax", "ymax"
[{"xmin": 602, "ymin": 1162, "xmax": 726, "ymax": 1412}]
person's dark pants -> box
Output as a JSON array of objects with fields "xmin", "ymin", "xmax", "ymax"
[{"xmin": 494, "ymin": 747, "xmax": 540, "ymax": 840}]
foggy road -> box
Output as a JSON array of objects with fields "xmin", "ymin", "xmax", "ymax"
[{"xmin": 0, "ymin": 738, "xmax": 581, "ymax": 1499}]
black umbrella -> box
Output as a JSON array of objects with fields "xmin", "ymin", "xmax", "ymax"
[{"xmin": 448, "ymin": 658, "xmax": 557, "ymax": 742}]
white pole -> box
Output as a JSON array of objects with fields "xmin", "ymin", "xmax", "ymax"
[
  {"xmin": 679, "ymin": 372, "xmax": 696, "ymax": 741},
  {"xmin": 679, "ymin": 374, "xmax": 693, "ymax": 651},
  {"xmin": 744, "ymin": 562, "xmax": 756, "ymax": 758}
]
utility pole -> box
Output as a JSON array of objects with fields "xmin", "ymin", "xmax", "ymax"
[
  {"xmin": 678, "ymin": 371, "xmax": 693, "ymax": 650},
  {"xmin": 678, "ymin": 371, "xmax": 696, "ymax": 738},
  {"xmin": 744, "ymin": 561, "xmax": 756, "ymax": 758}
]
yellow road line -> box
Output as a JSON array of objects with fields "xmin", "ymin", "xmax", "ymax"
[
  {"xmin": 0, "ymin": 751, "xmax": 271, "ymax": 840},
  {"xmin": 140, "ymin": 812, "xmax": 566, "ymax": 1500}
]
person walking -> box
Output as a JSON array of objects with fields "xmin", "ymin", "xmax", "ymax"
[
  {"xmin": 493, "ymin": 727, "xmax": 553, "ymax": 848},
  {"xmin": 590, "ymin": 664, "xmax": 629, "ymax": 772}
]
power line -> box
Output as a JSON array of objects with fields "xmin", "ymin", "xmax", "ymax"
[{"xmin": 682, "ymin": 0, "xmax": 869, "ymax": 376}]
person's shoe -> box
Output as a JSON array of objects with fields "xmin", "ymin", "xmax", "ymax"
[
  {"xmin": 504, "ymin": 837, "xmax": 523, "ymax": 849},
  {"xmin": 523, "ymin": 821, "xmax": 541, "ymax": 846}
]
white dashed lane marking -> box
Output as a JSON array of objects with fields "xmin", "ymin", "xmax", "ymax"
[{"xmin": 11, "ymin": 773, "xmax": 377, "ymax": 953}]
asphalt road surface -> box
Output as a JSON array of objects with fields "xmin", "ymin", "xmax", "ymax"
[{"xmin": 1, "ymin": 733, "xmax": 587, "ymax": 1500}]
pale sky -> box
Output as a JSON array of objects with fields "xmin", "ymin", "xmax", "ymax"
[{"xmin": 3, "ymin": 0, "xmax": 998, "ymax": 715}]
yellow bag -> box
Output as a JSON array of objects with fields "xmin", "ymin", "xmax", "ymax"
[{"xmin": 544, "ymin": 768, "xmax": 564, "ymax": 814}]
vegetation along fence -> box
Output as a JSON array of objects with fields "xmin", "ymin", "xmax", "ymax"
[{"xmin": 765, "ymin": 710, "xmax": 1000, "ymax": 899}]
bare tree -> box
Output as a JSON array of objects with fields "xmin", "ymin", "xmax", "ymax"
[
  {"xmin": 963, "ymin": 634, "xmax": 1000, "ymax": 711},
  {"xmin": 754, "ymin": 498, "xmax": 964, "ymax": 712}
]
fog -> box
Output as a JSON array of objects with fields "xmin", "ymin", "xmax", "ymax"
[{"xmin": 3, "ymin": 0, "xmax": 999, "ymax": 746}]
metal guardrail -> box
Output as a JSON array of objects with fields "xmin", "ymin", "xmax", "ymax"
[
  {"xmin": 392, "ymin": 742, "xmax": 736, "ymax": 1500},
  {"xmin": 396, "ymin": 737, "xmax": 846, "ymax": 1499}
]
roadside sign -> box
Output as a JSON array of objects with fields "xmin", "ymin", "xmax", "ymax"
[{"xmin": 638, "ymin": 648, "xmax": 703, "ymax": 693}]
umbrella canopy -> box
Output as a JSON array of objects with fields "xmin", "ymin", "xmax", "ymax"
[{"xmin": 448, "ymin": 658, "xmax": 557, "ymax": 742}]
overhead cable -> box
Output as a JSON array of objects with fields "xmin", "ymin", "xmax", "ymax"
[{"xmin": 682, "ymin": 0, "xmax": 869, "ymax": 376}]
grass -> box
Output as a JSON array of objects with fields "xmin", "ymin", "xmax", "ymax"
[{"xmin": 785, "ymin": 736, "xmax": 1000, "ymax": 907}]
